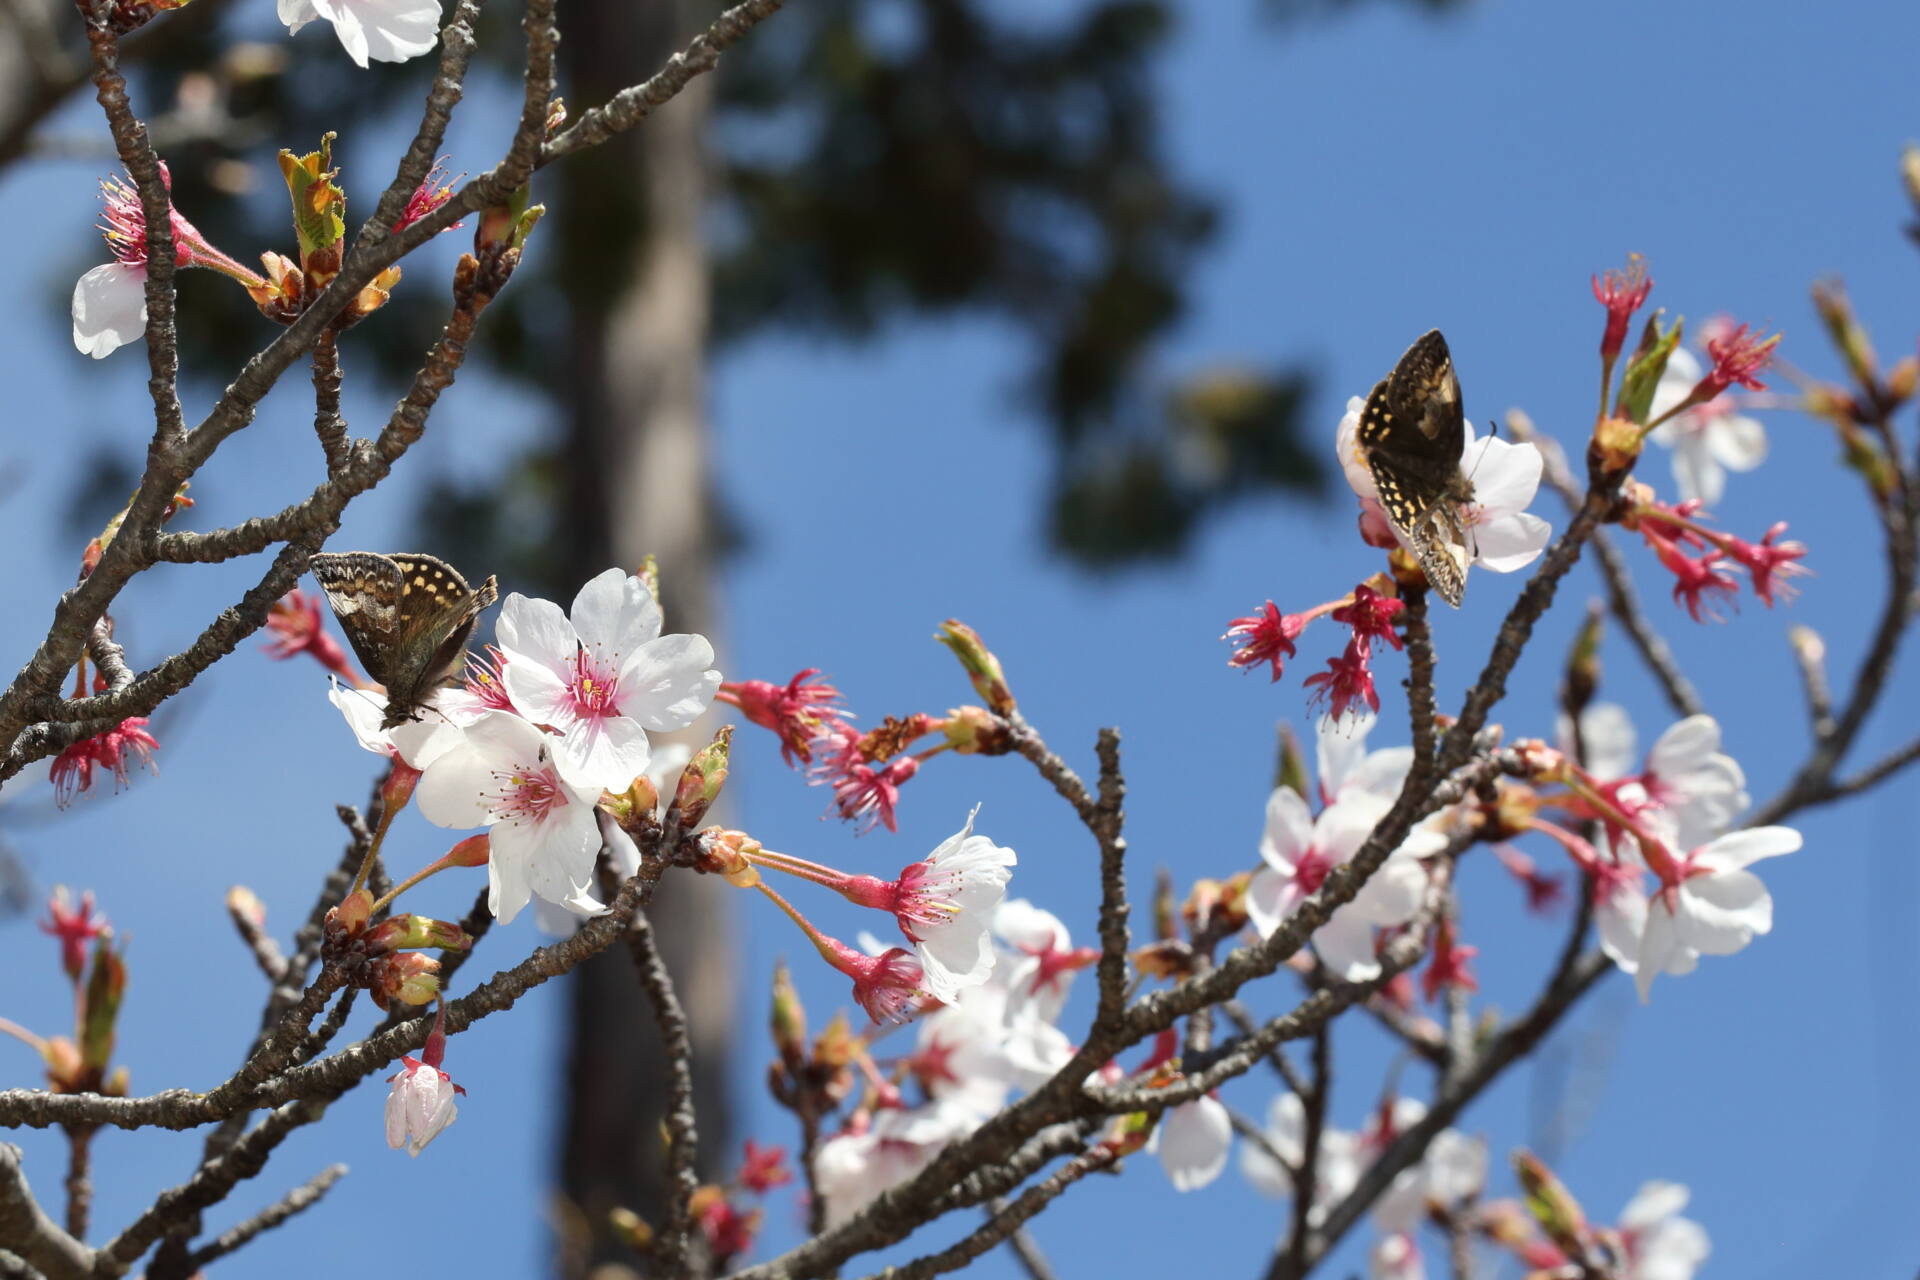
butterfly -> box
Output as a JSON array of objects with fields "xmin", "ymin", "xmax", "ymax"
[
  {"xmin": 308, "ymin": 551, "xmax": 499, "ymax": 729},
  {"xmin": 1355, "ymin": 329, "xmax": 1478, "ymax": 607}
]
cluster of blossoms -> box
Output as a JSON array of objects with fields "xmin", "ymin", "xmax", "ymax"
[
  {"xmin": 1223, "ymin": 368, "xmax": 1552, "ymax": 715},
  {"xmin": 805, "ymin": 900, "xmax": 1085, "ymax": 1225},
  {"xmin": 1620, "ymin": 489, "xmax": 1808, "ymax": 621},
  {"xmin": 1542, "ymin": 707, "xmax": 1797, "ymax": 1001}
]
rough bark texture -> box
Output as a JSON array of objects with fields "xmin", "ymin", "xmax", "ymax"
[{"xmin": 555, "ymin": 1, "xmax": 736, "ymax": 1270}]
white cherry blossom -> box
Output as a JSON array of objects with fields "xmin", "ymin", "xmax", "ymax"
[
  {"xmin": 1633, "ymin": 715, "xmax": 1749, "ymax": 849},
  {"xmin": 992, "ymin": 899, "xmax": 1089, "ymax": 1022},
  {"xmin": 1635, "ymin": 826, "xmax": 1798, "ymax": 1001},
  {"xmin": 1614, "ymin": 1181, "xmax": 1711, "ymax": 1279},
  {"xmin": 327, "ymin": 677, "xmax": 465, "ymax": 769},
  {"xmin": 1149, "ymin": 1095, "xmax": 1233, "ymax": 1192},
  {"xmin": 1649, "ymin": 347, "xmax": 1767, "ymax": 505},
  {"xmin": 497, "ymin": 568, "xmax": 720, "ymax": 792},
  {"xmin": 1240, "ymin": 1092, "xmax": 1359, "ymax": 1219},
  {"xmin": 814, "ymin": 1101, "xmax": 978, "ymax": 1228},
  {"xmin": 1245, "ymin": 787, "xmax": 1432, "ymax": 981},
  {"xmin": 1370, "ymin": 1233, "xmax": 1425, "ymax": 1280},
  {"xmin": 888, "ymin": 808, "xmax": 1016, "ymax": 1003},
  {"xmin": 384, "ymin": 1054, "xmax": 460, "ymax": 1156},
  {"xmin": 1336, "ymin": 397, "xmax": 1553, "ymax": 577},
  {"xmin": 414, "ymin": 711, "xmax": 607, "ymax": 925},
  {"xmin": 279, "ymin": 0, "xmax": 442, "ymax": 67}
]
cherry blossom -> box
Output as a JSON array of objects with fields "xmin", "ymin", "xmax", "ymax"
[
  {"xmin": 871, "ymin": 808, "xmax": 1016, "ymax": 1003},
  {"xmin": 326, "ymin": 677, "xmax": 464, "ymax": 770},
  {"xmin": 384, "ymin": 1009, "xmax": 464, "ymax": 1156},
  {"xmin": 279, "ymin": 0, "xmax": 443, "ymax": 68},
  {"xmin": 907, "ymin": 986, "xmax": 1017, "ymax": 1120},
  {"xmin": 1240, "ymin": 1092, "xmax": 1359, "ymax": 1219},
  {"xmin": 1611, "ymin": 1181, "xmax": 1710, "ymax": 1279},
  {"xmin": 813, "ymin": 1101, "xmax": 979, "ymax": 1228},
  {"xmin": 73, "ymin": 167, "xmax": 260, "ymax": 359},
  {"xmin": 1150, "ymin": 1095, "xmax": 1233, "ymax": 1192},
  {"xmin": 992, "ymin": 899, "xmax": 1096, "ymax": 1021},
  {"xmin": 1635, "ymin": 826, "xmax": 1799, "ymax": 1001},
  {"xmin": 1337, "ymin": 399, "xmax": 1552, "ymax": 576},
  {"xmin": 530, "ymin": 750, "xmax": 690, "ymax": 938},
  {"xmin": 413, "ymin": 711, "xmax": 608, "ymax": 925},
  {"xmin": 1624, "ymin": 714, "xmax": 1750, "ymax": 850},
  {"xmin": 1648, "ymin": 347, "xmax": 1768, "ymax": 505},
  {"xmin": 1245, "ymin": 786, "xmax": 1434, "ymax": 981},
  {"xmin": 497, "ymin": 568, "xmax": 720, "ymax": 792}
]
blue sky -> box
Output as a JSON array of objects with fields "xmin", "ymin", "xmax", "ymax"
[{"xmin": 3, "ymin": 1, "xmax": 1918, "ymax": 1277}]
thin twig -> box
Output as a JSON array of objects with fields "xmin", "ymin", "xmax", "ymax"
[
  {"xmin": 183, "ymin": 1165, "xmax": 346, "ymax": 1270},
  {"xmin": 986, "ymin": 1200, "xmax": 1060, "ymax": 1280},
  {"xmin": 623, "ymin": 900, "xmax": 701, "ymax": 1269}
]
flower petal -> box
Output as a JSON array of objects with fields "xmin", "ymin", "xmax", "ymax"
[
  {"xmin": 1462, "ymin": 433, "xmax": 1543, "ymax": 515},
  {"xmin": 72, "ymin": 262, "xmax": 148, "ymax": 359},
  {"xmin": 619, "ymin": 633, "xmax": 720, "ymax": 731},
  {"xmin": 570, "ymin": 568, "xmax": 663, "ymax": 660},
  {"xmin": 1470, "ymin": 512, "xmax": 1552, "ymax": 573},
  {"xmin": 1260, "ymin": 786, "xmax": 1314, "ymax": 869}
]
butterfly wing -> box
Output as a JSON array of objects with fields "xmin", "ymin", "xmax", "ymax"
[
  {"xmin": 308, "ymin": 551, "xmax": 405, "ymax": 686},
  {"xmin": 1355, "ymin": 331, "xmax": 1474, "ymax": 607},
  {"xmin": 386, "ymin": 555, "xmax": 499, "ymax": 718}
]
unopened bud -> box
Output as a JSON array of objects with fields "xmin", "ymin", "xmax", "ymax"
[
  {"xmin": 813, "ymin": 1010, "xmax": 859, "ymax": 1072},
  {"xmin": 80, "ymin": 938, "xmax": 126, "ymax": 1070},
  {"xmin": 1617, "ymin": 311, "xmax": 1681, "ymax": 425},
  {"xmin": 364, "ymin": 915, "xmax": 472, "ymax": 954},
  {"xmin": 226, "ymin": 885, "xmax": 267, "ymax": 927},
  {"xmin": 544, "ymin": 97, "xmax": 569, "ymax": 141},
  {"xmin": 1153, "ymin": 868, "xmax": 1177, "ymax": 942},
  {"xmin": 375, "ymin": 952, "xmax": 442, "ymax": 1010},
  {"xmin": 1811, "ymin": 278, "xmax": 1879, "ymax": 393},
  {"xmin": 1886, "ymin": 354, "xmax": 1919, "ymax": 406},
  {"xmin": 330, "ymin": 887, "xmax": 376, "ymax": 935},
  {"xmin": 443, "ymin": 833, "xmax": 492, "ymax": 868},
  {"xmin": 672, "ymin": 725, "xmax": 733, "ymax": 830},
  {"xmin": 935, "ymin": 620, "xmax": 1015, "ymax": 716},
  {"xmin": 1561, "ymin": 602, "xmax": 1603, "ymax": 716},
  {"xmin": 1105, "ymin": 1111, "xmax": 1155, "ymax": 1159},
  {"xmin": 1513, "ymin": 1150, "xmax": 1591, "ymax": 1260},
  {"xmin": 278, "ymin": 133, "xmax": 345, "ymax": 286},
  {"xmin": 770, "ymin": 959, "xmax": 808, "ymax": 1070},
  {"xmin": 1274, "ymin": 720, "xmax": 1309, "ymax": 797}
]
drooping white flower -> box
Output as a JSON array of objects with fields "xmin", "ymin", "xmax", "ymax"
[
  {"xmin": 384, "ymin": 1054, "xmax": 461, "ymax": 1156},
  {"xmin": 1245, "ymin": 787, "xmax": 1431, "ymax": 981},
  {"xmin": 414, "ymin": 711, "xmax": 608, "ymax": 924},
  {"xmin": 497, "ymin": 568, "xmax": 720, "ymax": 792},
  {"xmin": 992, "ymin": 899, "xmax": 1092, "ymax": 1022},
  {"xmin": 279, "ymin": 0, "xmax": 443, "ymax": 67},
  {"xmin": 1149, "ymin": 1095, "xmax": 1233, "ymax": 1192},
  {"xmin": 1614, "ymin": 1180, "xmax": 1711, "ymax": 1280},
  {"xmin": 1635, "ymin": 826, "xmax": 1798, "ymax": 1001},
  {"xmin": 72, "ymin": 262, "xmax": 148, "ymax": 359},
  {"xmin": 1316, "ymin": 711, "xmax": 1414, "ymax": 806},
  {"xmin": 1336, "ymin": 397, "xmax": 1553, "ymax": 576},
  {"xmin": 884, "ymin": 808, "xmax": 1016, "ymax": 1003},
  {"xmin": 1649, "ymin": 347, "xmax": 1767, "ymax": 505}
]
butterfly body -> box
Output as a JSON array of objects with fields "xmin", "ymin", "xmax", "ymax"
[
  {"xmin": 309, "ymin": 551, "xmax": 499, "ymax": 729},
  {"xmin": 1355, "ymin": 329, "xmax": 1475, "ymax": 606}
]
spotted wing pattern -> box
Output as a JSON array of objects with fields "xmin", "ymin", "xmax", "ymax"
[
  {"xmin": 1354, "ymin": 329, "xmax": 1473, "ymax": 606},
  {"xmin": 309, "ymin": 551, "xmax": 499, "ymax": 728}
]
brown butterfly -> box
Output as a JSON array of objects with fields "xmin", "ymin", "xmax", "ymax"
[
  {"xmin": 1354, "ymin": 330, "xmax": 1476, "ymax": 606},
  {"xmin": 309, "ymin": 551, "xmax": 498, "ymax": 729}
]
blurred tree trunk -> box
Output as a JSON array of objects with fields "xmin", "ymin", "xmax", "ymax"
[{"xmin": 554, "ymin": 2, "xmax": 735, "ymax": 1273}]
